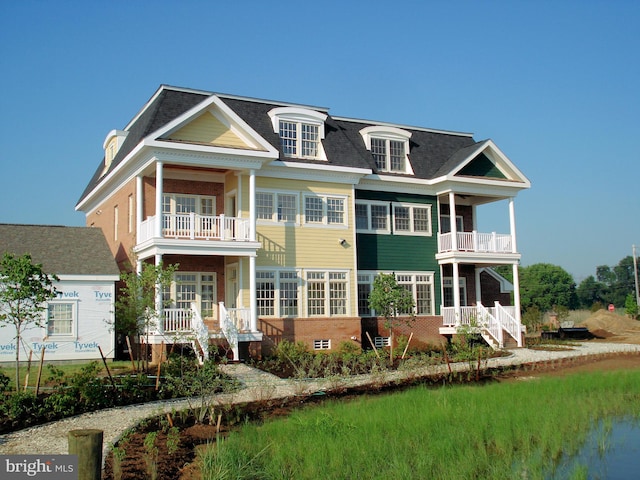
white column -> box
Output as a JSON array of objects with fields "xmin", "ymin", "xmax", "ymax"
[
  {"xmin": 249, "ymin": 169, "xmax": 256, "ymax": 242},
  {"xmin": 509, "ymin": 197, "xmax": 518, "ymax": 253},
  {"xmin": 512, "ymin": 262, "xmax": 522, "ymax": 346},
  {"xmin": 475, "ymin": 267, "xmax": 482, "ymax": 305},
  {"xmin": 449, "ymin": 192, "xmax": 458, "ymax": 251},
  {"xmin": 452, "ymin": 262, "xmax": 461, "ymax": 325},
  {"xmin": 155, "ymin": 253, "xmax": 163, "ymax": 332},
  {"xmin": 250, "ymin": 255, "xmax": 257, "ymax": 332},
  {"xmin": 155, "ymin": 161, "xmax": 163, "ymax": 238},
  {"xmin": 136, "ymin": 175, "xmax": 143, "ymax": 243},
  {"xmin": 248, "ymin": 170, "xmax": 257, "ymax": 332}
]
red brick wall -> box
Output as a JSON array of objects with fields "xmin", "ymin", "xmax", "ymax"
[
  {"xmin": 260, "ymin": 315, "xmax": 447, "ymax": 355},
  {"xmin": 362, "ymin": 316, "xmax": 447, "ymax": 350}
]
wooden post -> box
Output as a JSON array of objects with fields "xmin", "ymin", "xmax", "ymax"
[
  {"xmin": 125, "ymin": 336, "xmax": 136, "ymax": 372},
  {"xmin": 35, "ymin": 346, "xmax": 45, "ymax": 396},
  {"xmin": 68, "ymin": 429, "xmax": 103, "ymax": 480},
  {"xmin": 365, "ymin": 331, "xmax": 380, "ymax": 359},
  {"xmin": 98, "ymin": 346, "xmax": 116, "ymax": 391},
  {"xmin": 23, "ymin": 350, "xmax": 33, "ymax": 392},
  {"xmin": 401, "ymin": 332, "xmax": 414, "ymax": 360}
]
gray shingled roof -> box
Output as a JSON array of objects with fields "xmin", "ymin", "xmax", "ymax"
[
  {"xmin": 0, "ymin": 224, "xmax": 120, "ymax": 276},
  {"xmin": 77, "ymin": 85, "xmax": 483, "ymax": 206}
]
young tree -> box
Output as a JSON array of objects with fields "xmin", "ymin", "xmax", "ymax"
[
  {"xmin": 0, "ymin": 253, "xmax": 58, "ymax": 391},
  {"xmin": 115, "ymin": 262, "xmax": 178, "ymax": 369},
  {"xmin": 368, "ymin": 273, "xmax": 415, "ymax": 362}
]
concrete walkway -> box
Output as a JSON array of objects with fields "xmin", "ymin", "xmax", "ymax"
[{"xmin": 1, "ymin": 342, "xmax": 639, "ymax": 464}]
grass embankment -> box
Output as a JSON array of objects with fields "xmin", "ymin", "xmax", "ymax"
[{"xmin": 199, "ymin": 369, "xmax": 640, "ymax": 480}]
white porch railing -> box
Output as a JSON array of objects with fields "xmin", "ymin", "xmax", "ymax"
[
  {"xmin": 155, "ymin": 303, "xmax": 209, "ymax": 363},
  {"xmin": 138, "ymin": 214, "xmax": 251, "ymax": 243},
  {"xmin": 438, "ymin": 231, "xmax": 514, "ymax": 253},
  {"xmin": 441, "ymin": 303, "xmax": 521, "ymax": 347}
]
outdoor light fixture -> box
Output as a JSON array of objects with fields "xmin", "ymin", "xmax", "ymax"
[{"xmin": 339, "ymin": 238, "xmax": 346, "ymax": 246}]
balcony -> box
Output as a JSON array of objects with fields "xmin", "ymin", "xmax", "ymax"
[
  {"xmin": 135, "ymin": 213, "xmax": 260, "ymax": 259},
  {"xmin": 438, "ymin": 231, "xmax": 514, "ymax": 254},
  {"xmin": 436, "ymin": 231, "xmax": 519, "ymax": 264},
  {"xmin": 139, "ymin": 213, "xmax": 251, "ymax": 243}
]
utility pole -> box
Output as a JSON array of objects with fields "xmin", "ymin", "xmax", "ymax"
[{"xmin": 634, "ymin": 245, "xmax": 640, "ymax": 307}]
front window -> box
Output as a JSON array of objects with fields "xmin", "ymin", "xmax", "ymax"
[
  {"xmin": 443, "ymin": 277, "xmax": 467, "ymax": 308},
  {"xmin": 257, "ymin": 191, "xmax": 298, "ymax": 223},
  {"xmin": 169, "ymin": 273, "xmax": 218, "ymax": 319},
  {"xmin": 268, "ymin": 107, "xmax": 327, "ymax": 160},
  {"xmin": 162, "ymin": 194, "xmax": 217, "ymax": 236},
  {"xmin": 392, "ymin": 203, "xmax": 432, "ymax": 235},
  {"xmin": 355, "ymin": 201, "xmax": 390, "ymax": 233},
  {"xmin": 278, "ymin": 120, "xmax": 321, "ymax": 158},
  {"xmin": 304, "ymin": 195, "xmax": 346, "ymax": 226},
  {"xmin": 256, "ymin": 270, "xmax": 300, "ymax": 317},
  {"xmin": 371, "ymin": 138, "xmax": 406, "ymax": 172},
  {"xmin": 358, "ymin": 271, "xmax": 434, "ymax": 316},
  {"xmin": 47, "ymin": 303, "xmax": 74, "ymax": 336},
  {"xmin": 306, "ymin": 270, "xmax": 350, "ymax": 317}
]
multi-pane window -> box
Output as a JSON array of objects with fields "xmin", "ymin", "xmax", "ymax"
[
  {"xmin": 443, "ymin": 278, "xmax": 467, "ymax": 308},
  {"xmin": 355, "ymin": 202, "xmax": 389, "ymax": 232},
  {"xmin": 162, "ymin": 194, "xmax": 217, "ymax": 236},
  {"xmin": 304, "ymin": 195, "xmax": 346, "ymax": 226},
  {"xmin": 169, "ymin": 273, "xmax": 217, "ymax": 319},
  {"xmin": 279, "ymin": 120, "xmax": 321, "ymax": 158},
  {"xmin": 357, "ymin": 274, "xmax": 372, "ymax": 316},
  {"xmin": 256, "ymin": 272, "xmax": 275, "ymax": 316},
  {"xmin": 306, "ymin": 271, "xmax": 349, "ymax": 316},
  {"xmin": 374, "ymin": 336, "xmax": 391, "ymax": 348},
  {"xmin": 307, "ymin": 272, "xmax": 326, "ymax": 316},
  {"xmin": 304, "ymin": 197, "xmax": 324, "ymax": 224},
  {"xmin": 47, "ymin": 303, "xmax": 74, "ymax": 336},
  {"xmin": 256, "ymin": 192, "xmax": 298, "ymax": 223},
  {"xmin": 440, "ymin": 215, "xmax": 464, "ymax": 233},
  {"xmin": 256, "ymin": 270, "xmax": 299, "ymax": 317},
  {"xmin": 371, "ymin": 138, "xmax": 407, "ymax": 172},
  {"xmin": 358, "ymin": 271, "xmax": 434, "ymax": 316},
  {"xmin": 393, "ymin": 204, "xmax": 432, "ymax": 235},
  {"xmin": 279, "ymin": 271, "xmax": 299, "ymax": 316}
]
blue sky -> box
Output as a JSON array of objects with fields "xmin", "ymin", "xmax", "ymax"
[{"xmin": 1, "ymin": 0, "xmax": 638, "ymax": 283}]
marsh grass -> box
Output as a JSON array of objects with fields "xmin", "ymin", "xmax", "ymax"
[{"xmin": 201, "ymin": 369, "xmax": 640, "ymax": 479}]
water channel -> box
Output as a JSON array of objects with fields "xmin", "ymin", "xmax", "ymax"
[{"xmin": 548, "ymin": 418, "xmax": 640, "ymax": 479}]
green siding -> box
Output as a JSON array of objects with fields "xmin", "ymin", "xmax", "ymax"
[
  {"xmin": 458, "ymin": 153, "xmax": 506, "ymax": 179},
  {"xmin": 355, "ymin": 190, "xmax": 441, "ymax": 312}
]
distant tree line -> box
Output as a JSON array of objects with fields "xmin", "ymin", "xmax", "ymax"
[{"xmin": 495, "ymin": 255, "xmax": 638, "ymax": 315}]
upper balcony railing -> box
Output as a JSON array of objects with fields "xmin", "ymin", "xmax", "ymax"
[
  {"xmin": 437, "ymin": 231, "xmax": 514, "ymax": 254},
  {"xmin": 138, "ymin": 213, "xmax": 251, "ymax": 244}
]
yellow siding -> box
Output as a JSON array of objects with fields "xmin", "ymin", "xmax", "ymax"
[
  {"xmin": 168, "ymin": 111, "xmax": 253, "ymax": 149},
  {"xmin": 251, "ymin": 176, "xmax": 358, "ymax": 316}
]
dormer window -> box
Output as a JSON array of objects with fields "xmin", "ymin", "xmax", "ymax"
[
  {"xmin": 360, "ymin": 126, "xmax": 413, "ymax": 174},
  {"xmin": 101, "ymin": 129, "xmax": 128, "ymax": 176},
  {"xmin": 268, "ymin": 107, "xmax": 327, "ymax": 160}
]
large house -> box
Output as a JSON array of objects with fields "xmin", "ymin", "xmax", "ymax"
[
  {"xmin": 0, "ymin": 224, "xmax": 119, "ymax": 362},
  {"xmin": 76, "ymin": 85, "xmax": 530, "ymax": 362}
]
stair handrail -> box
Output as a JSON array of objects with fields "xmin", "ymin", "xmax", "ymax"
[
  {"xmin": 494, "ymin": 302, "xmax": 522, "ymax": 347},
  {"xmin": 477, "ymin": 302, "xmax": 503, "ymax": 348},
  {"xmin": 189, "ymin": 303, "xmax": 209, "ymax": 364},
  {"xmin": 218, "ymin": 302, "xmax": 239, "ymax": 360}
]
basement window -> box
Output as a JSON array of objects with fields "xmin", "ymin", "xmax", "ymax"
[{"xmin": 313, "ymin": 339, "xmax": 331, "ymax": 350}]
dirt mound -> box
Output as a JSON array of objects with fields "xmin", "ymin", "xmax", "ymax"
[{"xmin": 578, "ymin": 310, "xmax": 640, "ymax": 343}]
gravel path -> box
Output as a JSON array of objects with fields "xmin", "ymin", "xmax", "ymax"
[{"xmin": 1, "ymin": 342, "xmax": 639, "ymax": 466}]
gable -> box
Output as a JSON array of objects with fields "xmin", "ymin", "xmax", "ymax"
[
  {"xmin": 166, "ymin": 111, "xmax": 257, "ymax": 150},
  {"xmin": 457, "ymin": 153, "xmax": 507, "ymax": 179}
]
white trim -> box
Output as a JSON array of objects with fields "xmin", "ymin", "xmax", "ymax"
[
  {"xmin": 302, "ymin": 193, "xmax": 348, "ymax": 228},
  {"xmin": 355, "ymin": 200, "xmax": 391, "ymax": 234},
  {"xmin": 391, "ymin": 202, "xmax": 432, "ymax": 236}
]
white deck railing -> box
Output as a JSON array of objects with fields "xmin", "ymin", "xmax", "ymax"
[
  {"xmin": 438, "ymin": 231, "xmax": 514, "ymax": 254},
  {"xmin": 138, "ymin": 214, "xmax": 251, "ymax": 243},
  {"xmin": 441, "ymin": 303, "xmax": 521, "ymax": 347}
]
